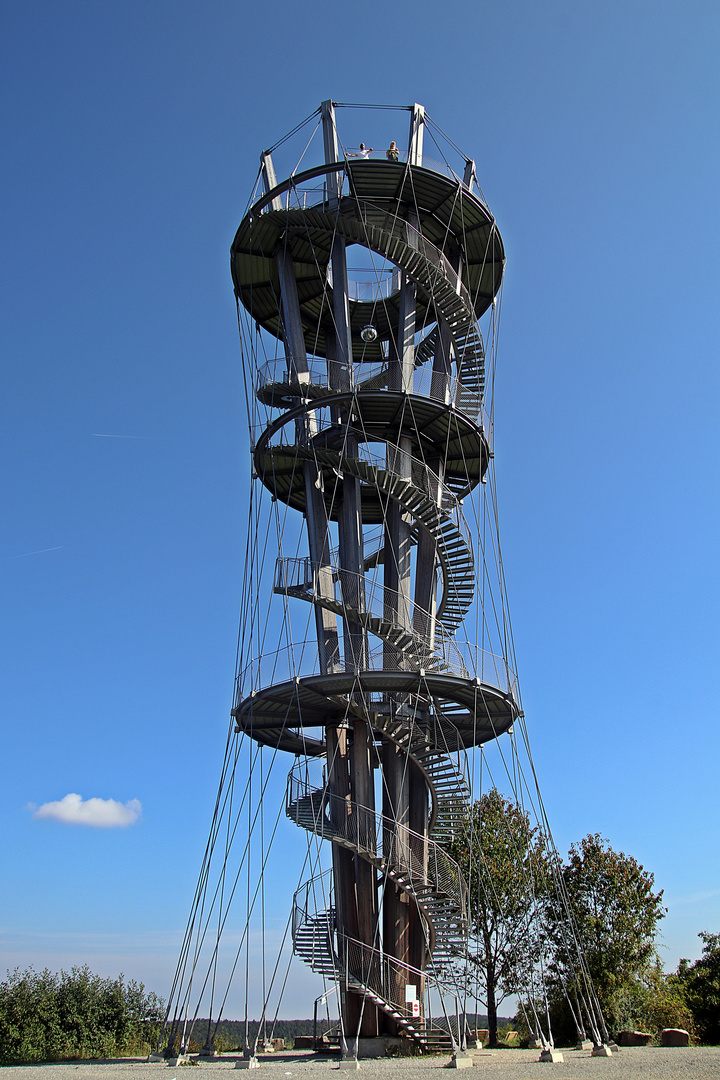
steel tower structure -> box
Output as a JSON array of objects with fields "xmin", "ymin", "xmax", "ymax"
[{"xmin": 230, "ymin": 102, "xmax": 519, "ymax": 1049}]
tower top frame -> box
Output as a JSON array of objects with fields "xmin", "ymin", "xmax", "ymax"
[{"xmin": 232, "ymin": 100, "xmax": 505, "ymax": 367}]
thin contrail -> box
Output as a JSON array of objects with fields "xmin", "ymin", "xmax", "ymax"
[{"xmin": 9, "ymin": 546, "xmax": 64, "ymax": 559}]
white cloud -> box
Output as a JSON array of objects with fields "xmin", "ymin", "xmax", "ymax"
[{"xmin": 32, "ymin": 793, "xmax": 142, "ymax": 828}]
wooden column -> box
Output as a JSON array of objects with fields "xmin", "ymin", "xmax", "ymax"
[
  {"xmin": 275, "ymin": 246, "xmax": 340, "ymax": 675},
  {"xmin": 327, "ymin": 723, "xmax": 361, "ymax": 1036},
  {"xmin": 382, "ymin": 250, "xmax": 426, "ymax": 1030},
  {"xmin": 412, "ymin": 322, "xmax": 449, "ymax": 649},
  {"xmin": 322, "ymin": 99, "xmax": 376, "ymax": 1039}
]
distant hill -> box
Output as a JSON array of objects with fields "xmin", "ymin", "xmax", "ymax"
[{"xmin": 171, "ymin": 1018, "xmax": 335, "ymax": 1050}]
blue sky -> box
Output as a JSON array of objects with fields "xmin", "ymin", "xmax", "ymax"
[{"xmin": 2, "ymin": 0, "xmax": 719, "ymax": 1020}]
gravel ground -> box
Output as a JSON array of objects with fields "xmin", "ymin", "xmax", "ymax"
[{"xmin": 2, "ymin": 1048, "xmax": 719, "ymax": 1080}]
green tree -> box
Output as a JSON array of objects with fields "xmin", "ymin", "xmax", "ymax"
[
  {"xmin": 675, "ymin": 931, "xmax": 720, "ymax": 1044},
  {"xmin": 562, "ymin": 835, "xmax": 665, "ymax": 998},
  {"xmin": 548, "ymin": 834, "xmax": 667, "ymax": 1042},
  {"xmin": 446, "ymin": 789, "xmax": 552, "ymax": 1047}
]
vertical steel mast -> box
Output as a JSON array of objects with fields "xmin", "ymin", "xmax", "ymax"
[{"xmin": 230, "ymin": 101, "xmax": 518, "ymax": 1050}]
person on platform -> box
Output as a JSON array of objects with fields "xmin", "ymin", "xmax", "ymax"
[
  {"xmin": 386, "ymin": 141, "xmax": 400, "ymax": 161},
  {"xmin": 349, "ymin": 143, "xmax": 373, "ymax": 158}
]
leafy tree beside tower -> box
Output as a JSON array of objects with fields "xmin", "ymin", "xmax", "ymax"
[{"xmin": 446, "ymin": 789, "xmax": 552, "ymax": 1047}]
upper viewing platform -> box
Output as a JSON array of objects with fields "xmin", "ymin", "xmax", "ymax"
[{"xmin": 230, "ymin": 102, "xmax": 505, "ymax": 372}]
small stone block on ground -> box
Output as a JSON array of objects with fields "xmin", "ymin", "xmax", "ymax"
[
  {"xmin": 574, "ymin": 1040, "xmax": 593, "ymax": 1051},
  {"xmin": 618, "ymin": 1031, "xmax": 652, "ymax": 1046},
  {"xmin": 592, "ymin": 1044, "xmax": 613, "ymax": 1057},
  {"xmin": 448, "ymin": 1052, "xmax": 473, "ymax": 1068},
  {"xmin": 662, "ymin": 1028, "xmax": 690, "ymax": 1046},
  {"xmin": 147, "ymin": 1053, "xmax": 165, "ymax": 1062},
  {"xmin": 336, "ymin": 1058, "xmax": 360, "ymax": 1071},
  {"xmin": 539, "ymin": 1049, "xmax": 564, "ymax": 1063},
  {"xmin": 235, "ymin": 1057, "xmax": 259, "ymax": 1069}
]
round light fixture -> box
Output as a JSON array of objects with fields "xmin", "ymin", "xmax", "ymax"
[{"xmin": 360, "ymin": 324, "xmax": 378, "ymax": 343}]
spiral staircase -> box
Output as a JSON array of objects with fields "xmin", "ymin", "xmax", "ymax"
[{"xmin": 230, "ymin": 124, "xmax": 519, "ymax": 1050}]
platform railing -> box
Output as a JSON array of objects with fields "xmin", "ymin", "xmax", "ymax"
[
  {"xmin": 327, "ymin": 264, "xmax": 401, "ymax": 302},
  {"xmin": 255, "ymin": 356, "xmax": 487, "ymax": 425},
  {"xmin": 252, "ymin": 154, "xmax": 490, "ymax": 223},
  {"xmin": 233, "ymin": 637, "xmax": 517, "ymax": 707}
]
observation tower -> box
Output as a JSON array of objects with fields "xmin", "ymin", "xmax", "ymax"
[{"xmin": 229, "ymin": 101, "xmax": 518, "ymax": 1050}]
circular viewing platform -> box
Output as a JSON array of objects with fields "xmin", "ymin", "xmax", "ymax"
[{"xmin": 231, "ymin": 158, "xmax": 504, "ymax": 362}]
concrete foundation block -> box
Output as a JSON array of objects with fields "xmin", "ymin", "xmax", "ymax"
[
  {"xmin": 336, "ymin": 1058, "xmax": 360, "ymax": 1070},
  {"xmin": 539, "ymin": 1049, "xmax": 564, "ymax": 1063},
  {"xmin": 618, "ymin": 1031, "xmax": 652, "ymax": 1047},
  {"xmin": 662, "ymin": 1028, "xmax": 689, "ymax": 1047},
  {"xmin": 448, "ymin": 1052, "xmax": 473, "ymax": 1068},
  {"xmin": 355, "ymin": 1036, "xmax": 401, "ymax": 1058},
  {"xmin": 147, "ymin": 1052, "xmax": 165, "ymax": 1062},
  {"xmin": 165, "ymin": 1056, "xmax": 188, "ymax": 1067},
  {"xmin": 591, "ymin": 1044, "xmax": 613, "ymax": 1057},
  {"xmin": 235, "ymin": 1057, "xmax": 259, "ymax": 1069},
  {"xmin": 574, "ymin": 1040, "xmax": 593, "ymax": 1051}
]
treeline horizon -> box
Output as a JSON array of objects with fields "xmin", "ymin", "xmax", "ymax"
[{"xmin": 175, "ymin": 1012, "xmax": 513, "ymax": 1050}]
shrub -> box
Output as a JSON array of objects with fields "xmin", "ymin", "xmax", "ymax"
[
  {"xmin": 0, "ymin": 966, "xmax": 164, "ymax": 1064},
  {"xmin": 675, "ymin": 932, "xmax": 720, "ymax": 1045},
  {"xmin": 609, "ymin": 963, "xmax": 694, "ymax": 1041}
]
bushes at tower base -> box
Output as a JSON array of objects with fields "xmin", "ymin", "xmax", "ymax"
[
  {"xmin": 0, "ymin": 965, "xmax": 164, "ymax": 1064},
  {"xmin": 535, "ymin": 962, "xmax": 694, "ymax": 1046},
  {"xmin": 608, "ymin": 964, "xmax": 694, "ymax": 1041},
  {"xmin": 674, "ymin": 932, "xmax": 720, "ymax": 1045}
]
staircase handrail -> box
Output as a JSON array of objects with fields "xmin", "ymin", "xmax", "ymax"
[
  {"xmin": 285, "ymin": 770, "xmax": 467, "ymax": 921},
  {"xmin": 274, "ymin": 556, "xmax": 469, "ymax": 676}
]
